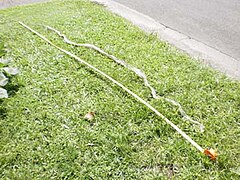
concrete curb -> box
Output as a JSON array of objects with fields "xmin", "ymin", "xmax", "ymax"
[{"xmin": 92, "ymin": 0, "xmax": 240, "ymax": 80}]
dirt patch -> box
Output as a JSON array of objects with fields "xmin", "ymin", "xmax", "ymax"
[{"xmin": 0, "ymin": 0, "xmax": 50, "ymax": 10}]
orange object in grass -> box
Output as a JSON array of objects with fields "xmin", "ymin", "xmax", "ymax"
[
  {"xmin": 204, "ymin": 148, "xmax": 217, "ymax": 160},
  {"xmin": 84, "ymin": 112, "xmax": 95, "ymax": 120}
]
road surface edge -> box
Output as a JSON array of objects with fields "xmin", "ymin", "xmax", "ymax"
[{"xmin": 91, "ymin": 0, "xmax": 240, "ymax": 80}]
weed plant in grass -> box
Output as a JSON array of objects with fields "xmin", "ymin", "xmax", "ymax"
[{"xmin": 0, "ymin": 0, "xmax": 240, "ymax": 179}]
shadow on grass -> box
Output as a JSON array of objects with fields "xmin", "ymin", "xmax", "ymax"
[
  {"xmin": 0, "ymin": 82, "xmax": 23, "ymax": 119},
  {"xmin": 0, "ymin": 99, "xmax": 7, "ymax": 119},
  {"xmin": 4, "ymin": 82, "xmax": 23, "ymax": 97}
]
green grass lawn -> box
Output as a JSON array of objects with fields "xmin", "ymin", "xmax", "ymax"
[{"xmin": 0, "ymin": 0, "xmax": 239, "ymax": 179}]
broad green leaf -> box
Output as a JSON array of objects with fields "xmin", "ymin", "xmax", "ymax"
[
  {"xmin": 0, "ymin": 87, "xmax": 8, "ymax": 98},
  {"xmin": 0, "ymin": 58, "xmax": 10, "ymax": 65},
  {"xmin": 0, "ymin": 72, "xmax": 8, "ymax": 86},
  {"xmin": 3, "ymin": 67, "xmax": 19, "ymax": 75}
]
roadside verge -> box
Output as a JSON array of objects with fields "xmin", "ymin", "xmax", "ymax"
[{"xmin": 92, "ymin": 0, "xmax": 240, "ymax": 80}]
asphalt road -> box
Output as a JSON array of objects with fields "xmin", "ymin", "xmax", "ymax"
[{"xmin": 114, "ymin": 0, "xmax": 240, "ymax": 61}]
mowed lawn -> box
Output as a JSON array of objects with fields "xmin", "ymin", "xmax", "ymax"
[{"xmin": 0, "ymin": 0, "xmax": 239, "ymax": 179}]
